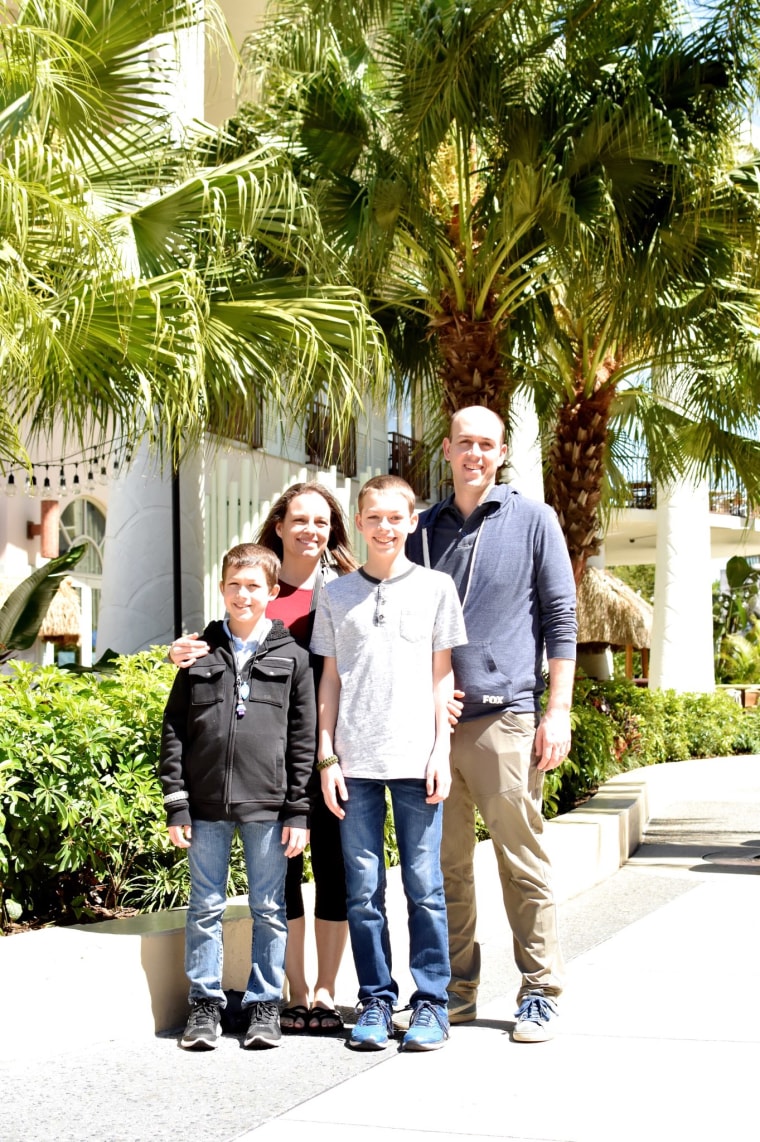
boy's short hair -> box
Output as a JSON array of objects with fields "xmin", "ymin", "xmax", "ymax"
[
  {"xmin": 357, "ymin": 475, "xmax": 416, "ymax": 514},
  {"xmin": 221, "ymin": 543, "xmax": 280, "ymax": 589}
]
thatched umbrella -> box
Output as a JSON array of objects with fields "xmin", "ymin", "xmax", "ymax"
[
  {"xmin": 577, "ymin": 567, "xmax": 653, "ymax": 680},
  {"xmin": 38, "ymin": 577, "xmax": 82, "ymax": 644},
  {"xmin": 577, "ymin": 567, "xmax": 653, "ymax": 648}
]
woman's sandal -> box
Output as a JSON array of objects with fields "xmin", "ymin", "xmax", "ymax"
[
  {"xmin": 280, "ymin": 1004, "xmax": 309, "ymax": 1033},
  {"xmin": 307, "ymin": 1005, "xmax": 344, "ymax": 1034}
]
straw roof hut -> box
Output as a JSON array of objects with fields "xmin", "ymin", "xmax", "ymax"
[
  {"xmin": 0, "ymin": 575, "xmax": 81, "ymax": 645},
  {"xmin": 39, "ymin": 577, "xmax": 81, "ymax": 644},
  {"xmin": 577, "ymin": 567, "xmax": 653, "ymax": 650}
]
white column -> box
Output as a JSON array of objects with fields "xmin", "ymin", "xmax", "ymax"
[
  {"xmin": 97, "ymin": 444, "xmax": 205, "ymax": 654},
  {"xmin": 649, "ymin": 476, "xmax": 715, "ymax": 692},
  {"xmin": 506, "ymin": 389, "xmax": 544, "ymax": 501}
]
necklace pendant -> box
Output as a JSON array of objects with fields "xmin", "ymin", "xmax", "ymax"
[{"xmin": 236, "ymin": 702, "xmax": 246, "ymax": 719}]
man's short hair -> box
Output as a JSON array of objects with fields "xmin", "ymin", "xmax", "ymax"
[
  {"xmin": 450, "ymin": 405, "xmax": 506, "ymax": 446},
  {"xmin": 221, "ymin": 543, "xmax": 280, "ymax": 589},
  {"xmin": 358, "ymin": 474, "xmax": 416, "ymax": 514}
]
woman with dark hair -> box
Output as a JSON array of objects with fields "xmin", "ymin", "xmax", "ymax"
[{"xmin": 170, "ymin": 481, "xmax": 357, "ymax": 1033}]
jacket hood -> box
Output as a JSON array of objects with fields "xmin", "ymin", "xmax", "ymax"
[{"xmin": 201, "ymin": 617, "xmax": 296, "ymax": 653}]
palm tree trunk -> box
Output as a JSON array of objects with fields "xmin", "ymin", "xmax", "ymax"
[
  {"xmin": 430, "ymin": 293, "xmax": 513, "ymax": 419},
  {"xmin": 545, "ymin": 381, "xmax": 616, "ymax": 584}
]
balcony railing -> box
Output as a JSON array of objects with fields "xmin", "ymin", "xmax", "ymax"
[
  {"xmin": 621, "ymin": 460, "xmax": 758, "ymax": 517},
  {"xmin": 305, "ymin": 400, "xmax": 357, "ymax": 477},
  {"xmin": 388, "ymin": 432, "xmax": 430, "ymax": 500},
  {"xmin": 210, "ymin": 397, "xmax": 264, "ymax": 449}
]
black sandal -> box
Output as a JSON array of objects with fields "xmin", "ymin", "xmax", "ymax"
[
  {"xmin": 307, "ymin": 1005, "xmax": 344, "ymax": 1034},
  {"xmin": 280, "ymin": 1004, "xmax": 309, "ymax": 1032}
]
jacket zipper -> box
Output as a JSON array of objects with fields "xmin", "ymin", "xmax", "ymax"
[{"xmin": 224, "ymin": 641, "xmax": 271, "ymax": 814}]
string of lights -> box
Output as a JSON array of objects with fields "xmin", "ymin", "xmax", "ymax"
[{"xmin": 4, "ymin": 436, "xmax": 134, "ymax": 498}]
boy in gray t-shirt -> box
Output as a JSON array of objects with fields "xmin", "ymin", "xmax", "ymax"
[{"xmin": 311, "ymin": 476, "xmax": 466, "ymax": 1052}]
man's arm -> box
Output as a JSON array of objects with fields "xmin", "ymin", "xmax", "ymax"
[
  {"xmin": 426, "ymin": 648, "xmax": 454, "ymax": 803},
  {"xmin": 534, "ymin": 657, "xmax": 575, "ymax": 772},
  {"xmin": 317, "ymin": 655, "xmax": 347, "ymax": 819}
]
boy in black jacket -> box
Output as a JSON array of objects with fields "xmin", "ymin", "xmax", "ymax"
[{"xmin": 159, "ymin": 544, "xmax": 315, "ymax": 1050}]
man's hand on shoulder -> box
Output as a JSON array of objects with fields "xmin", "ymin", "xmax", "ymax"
[{"xmin": 534, "ymin": 706, "xmax": 572, "ymax": 772}]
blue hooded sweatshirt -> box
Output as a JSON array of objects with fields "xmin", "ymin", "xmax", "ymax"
[{"xmin": 406, "ymin": 485, "xmax": 577, "ymax": 720}]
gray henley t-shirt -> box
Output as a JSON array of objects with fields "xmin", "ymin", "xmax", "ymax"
[{"xmin": 310, "ymin": 564, "xmax": 467, "ymax": 780}]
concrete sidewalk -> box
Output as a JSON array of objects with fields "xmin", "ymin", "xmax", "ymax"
[{"xmin": 4, "ymin": 755, "xmax": 760, "ymax": 1142}]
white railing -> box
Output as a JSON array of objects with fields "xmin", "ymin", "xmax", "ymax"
[{"xmin": 203, "ymin": 457, "xmax": 378, "ymax": 622}]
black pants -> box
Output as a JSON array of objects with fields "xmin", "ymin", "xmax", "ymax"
[{"xmin": 285, "ymin": 796, "xmax": 347, "ymax": 922}]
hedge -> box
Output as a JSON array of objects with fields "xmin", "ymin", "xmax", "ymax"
[{"xmin": 1, "ymin": 657, "xmax": 759, "ymax": 931}]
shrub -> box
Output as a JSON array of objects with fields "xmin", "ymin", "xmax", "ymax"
[
  {"xmin": 0, "ymin": 653, "xmax": 184, "ymax": 927},
  {"xmin": 542, "ymin": 679, "xmax": 759, "ymax": 818},
  {"xmin": 2, "ymin": 657, "xmax": 759, "ymax": 929}
]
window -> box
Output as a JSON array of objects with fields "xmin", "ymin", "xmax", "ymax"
[
  {"xmin": 388, "ymin": 431, "xmax": 430, "ymax": 500},
  {"xmin": 59, "ymin": 499, "xmax": 106, "ymax": 651},
  {"xmin": 208, "ymin": 395, "xmax": 264, "ymax": 449},
  {"xmin": 305, "ymin": 399, "xmax": 357, "ymax": 477}
]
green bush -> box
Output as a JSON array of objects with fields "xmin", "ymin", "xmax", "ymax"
[
  {"xmin": 0, "ymin": 653, "xmax": 194, "ymax": 928},
  {"xmin": 543, "ymin": 679, "xmax": 760, "ymax": 818},
  {"xmin": 2, "ymin": 657, "xmax": 760, "ymax": 930}
]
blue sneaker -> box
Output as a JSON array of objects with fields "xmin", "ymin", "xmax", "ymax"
[
  {"xmin": 401, "ymin": 1001, "xmax": 449, "ymax": 1052},
  {"xmin": 349, "ymin": 998, "xmax": 393, "ymax": 1050},
  {"xmin": 513, "ymin": 993, "xmax": 559, "ymax": 1042}
]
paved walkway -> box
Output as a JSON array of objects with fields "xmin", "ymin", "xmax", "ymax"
[{"xmin": 4, "ymin": 755, "xmax": 760, "ymax": 1142}]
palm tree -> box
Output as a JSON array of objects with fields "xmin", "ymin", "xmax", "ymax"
[
  {"xmin": 241, "ymin": 0, "xmax": 760, "ymax": 580},
  {"xmin": 540, "ymin": 3, "xmax": 760, "ymax": 578},
  {"xmin": 0, "ymin": 0, "xmax": 384, "ymax": 470}
]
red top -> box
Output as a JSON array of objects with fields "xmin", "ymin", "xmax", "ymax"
[{"xmin": 267, "ymin": 581, "xmax": 313, "ymax": 648}]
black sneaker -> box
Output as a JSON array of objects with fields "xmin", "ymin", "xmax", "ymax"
[
  {"xmin": 180, "ymin": 1000, "xmax": 222, "ymax": 1050},
  {"xmin": 244, "ymin": 1001, "xmax": 282, "ymax": 1049}
]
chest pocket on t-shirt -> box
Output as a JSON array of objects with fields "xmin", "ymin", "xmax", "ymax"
[
  {"xmin": 189, "ymin": 663, "xmax": 226, "ymax": 705},
  {"xmin": 400, "ymin": 608, "xmax": 427, "ymax": 643},
  {"xmin": 249, "ymin": 661, "xmax": 293, "ymax": 706}
]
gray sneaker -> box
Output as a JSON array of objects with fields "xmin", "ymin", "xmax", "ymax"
[
  {"xmin": 244, "ymin": 1001, "xmax": 282, "ymax": 1049},
  {"xmin": 513, "ymin": 994, "xmax": 558, "ymax": 1042},
  {"xmin": 180, "ymin": 1000, "xmax": 222, "ymax": 1050}
]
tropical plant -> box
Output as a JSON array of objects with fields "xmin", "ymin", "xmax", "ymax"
[
  {"xmin": 240, "ymin": 0, "xmax": 760, "ymax": 578},
  {"xmin": 714, "ymin": 554, "xmax": 760, "ymax": 640},
  {"xmin": 0, "ymin": 543, "xmax": 88, "ymax": 663},
  {"xmin": 0, "ymin": 0, "xmax": 385, "ymax": 471}
]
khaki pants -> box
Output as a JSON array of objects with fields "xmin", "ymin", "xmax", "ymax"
[{"xmin": 442, "ymin": 710, "xmax": 564, "ymax": 1004}]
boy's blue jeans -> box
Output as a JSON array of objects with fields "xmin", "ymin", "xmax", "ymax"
[
  {"xmin": 340, "ymin": 778, "xmax": 449, "ymax": 1008},
  {"xmin": 185, "ymin": 819, "xmax": 287, "ymax": 1008}
]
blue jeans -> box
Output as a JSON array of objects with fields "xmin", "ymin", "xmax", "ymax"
[
  {"xmin": 185, "ymin": 819, "xmax": 287, "ymax": 1007},
  {"xmin": 340, "ymin": 778, "xmax": 449, "ymax": 1008}
]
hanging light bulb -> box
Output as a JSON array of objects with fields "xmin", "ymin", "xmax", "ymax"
[
  {"xmin": 86, "ymin": 458, "xmax": 96, "ymax": 492},
  {"xmin": 42, "ymin": 465, "xmax": 51, "ymax": 494},
  {"xmin": 98, "ymin": 456, "xmax": 109, "ymax": 485},
  {"xmin": 26, "ymin": 470, "xmax": 38, "ymax": 498},
  {"xmin": 58, "ymin": 464, "xmax": 67, "ymax": 495},
  {"xmin": 72, "ymin": 464, "xmax": 81, "ymax": 493},
  {"xmin": 7, "ymin": 471, "xmax": 17, "ymax": 497}
]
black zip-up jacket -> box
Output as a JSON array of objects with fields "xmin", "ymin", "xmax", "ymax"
[{"xmin": 159, "ymin": 619, "xmax": 316, "ymax": 829}]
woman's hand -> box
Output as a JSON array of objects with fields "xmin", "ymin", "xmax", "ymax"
[{"xmin": 169, "ymin": 633, "xmax": 210, "ymax": 668}]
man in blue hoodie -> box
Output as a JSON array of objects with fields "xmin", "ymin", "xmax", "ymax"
[{"xmin": 406, "ymin": 405, "xmax": 577, "ymax": 1042}]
